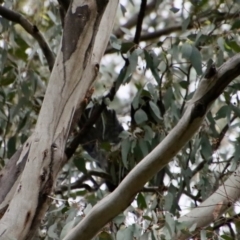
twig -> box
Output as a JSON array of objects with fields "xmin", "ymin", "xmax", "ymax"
[
  {"xmin": 114, "ymin": 0, "xmax": 157, "ymax": 38},
  {"xmin": 55, "ymin": 170, "xmax": 111, "ymax": 194},
  {"xmin": 133, "ymin": 0, "xmax": 147, "ymax": 44},
  {"xmin": 0, "ymin": 6, "xmax": 55, "ymax": 71},
  {"xmin": 213, "ymin": 115, "xmax": 237, "ymax": 151},
  {"xmin": 180, "ymin": 65, "xmax": 192, "ymax": 113}
]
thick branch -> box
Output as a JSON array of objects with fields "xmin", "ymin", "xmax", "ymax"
[
  {"xmin": 0, "ymin": 5, "xmax": 55, "ymax": 71},
  {"xmin": 0, "ymin": 1, "xmax": 114, "ymax": 239},
  {"xmin": 63, "ymin": 54, "xmax": 240, "ymax": 240},
  {"xmin": 174, "ymin": 162, "xmax": 240, "ymax": 239}
]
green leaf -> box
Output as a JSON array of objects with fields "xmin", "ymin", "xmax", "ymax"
[
  {"xmin": 190, "ymin": 46, "xmax": 202, "ymax": 75},
  {"xmin": 10, "ymin": 97, "xmax": 29, "ymax": 120},
  {"xmin": 226, "ymin": 40, "xmax": 240, "ymax": 53},
  {"xmin": 179, "ymin": 80, "xmax": 189, "ymax": 89},
  {"xmin": 143, "ymin": 125, "xmax": 154, "ymax": 142},
  {"xmin": 21, "ymin": 82, "xmax": 31, "ymax": 98},
  {"xmin": 121, "ymin": 42, "xmax": 135, "ymax": 53},
  {"xmin": 7, "ymin": 136, "xmax": 16, "ymax": 158},
  {"xmin": 149, "ymin": 100, "xmax": 161, "ymax": 120},
  {"xmin": 138, "ymin": 139, "xmax": 148, "ymax": 157},
  {"xmin": 164, "ymin": 192, "xmax": 173, "ymax": 211},
  {"xmin": 0, "ymin": 77, "xmax": 15, "ymax": 86},
  {"xmin": 165, "ymin": 212, "xmax": 175, "ymax": 236},
  {"xmin": 60, "ymin": 219, "xmax": 75, "ymax": 239},
  {"xmin": 128, "ymin": 49, "xmax": 140, "ymax": 73},
  {"xmin": 120, "ymin": 3, "xmax": 127, "ymax": 16},
  {"xmin": 116, "ymin": 227, "xmax": 133, "ymax": 240},
  {"xmin": 216, "ymin": 49, "xmax": 224, "ymax": 66},
  {"xmin": 110, "ymin": 35, "xmax": 121, "ymax": 50},
  {"xmin": 119, "ymin": 131, "xmax": 131, "ymax": 139},
  {"xmin": 220, "ymin": 234, "xmax": 235, "ymax": 240},
  {"xmin": 16, "ymin": 112, "xmax": 30, "ymax": 133},
  {"xmin": 134, "ymin": 109, "xmax": 148, "ymax": 124},
  {"xmin": 217, "ymin": 37, "xmax": 225, "ymax": 52},
  {"xmin": 48, "ymin": 222, "xmax": 58, "ymax": 239},
  {"xmin": 170, "ymin": 7, "xmax": 180, "ymax": 13},
  {"xmin": 200, "ymin": 134, "xmax": 212, "ymax": 160},
  {"xmin": 147, "ymin": 82, "xmax": 155, "ymax": 95},
  {"xmin": 182, "ymin": 43, "xmax": 192, "ymax": 59},
  {"xmin": 74, "ymin": 157, "xmax": 87, "ymax": 173},
  {"xmin": 200, "ymin": 230, "xmax": 207, "ymax": 240},
  {"xmin": 98, "ymin": 231, "xmax": 112, "ymax": 240},
  {"xmin": 137, "ymin": 193, "xmax": 147, "ymax": 209},
  {"xmin": 189, "ymin": 222, "xmax": 197, "ymax": 232},
  {"xmin": 182, "ymin": 17, "xmax": 190, "ymax": 31},
  {"xmin": 121, "ymin": 139, "xmax": 130, "ymax": 168},
  {"xmin": 142, "ymin": 215, "xmax": 152, "ymax": 221},
  {"xmin": 115, "ymin": 65, "xmax": 128, "ymax": 91},
  {"xmin": 215, "ymin": 105, "xmax": 229, "ymax": 120},
  {"xmin": 231, "ymin": 104, "xmax": 240, "ymax": 117},
  {"xmin": 231, "ymin": 19, "xmax": 240, "ymax": 29},
  {"xmin": 113, "ymin": 214, "xmax": 125, "ymax": 226}
]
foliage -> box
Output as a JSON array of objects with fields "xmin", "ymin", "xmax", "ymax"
[{"xmin": 1, "ymin": 0, "xmax": 240, "ymax": 239}]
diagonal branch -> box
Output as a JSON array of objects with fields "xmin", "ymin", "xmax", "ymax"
[
  {"xmin": 0, "ymin": 5, "xmax": 55, "ymax": 71},
  {"xmin": 140, "ymin": 11, "xmax": 239, "ymax": 41},
  {"xmin": 63, "ymin": 53, "xmax": 240, "ymax": 240}
]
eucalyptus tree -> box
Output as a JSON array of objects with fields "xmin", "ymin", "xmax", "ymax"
[{"xmin": 0, "ymin": 1, "xmax": 240, "ymax": 240}]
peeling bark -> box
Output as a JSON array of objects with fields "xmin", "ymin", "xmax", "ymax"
[{"xmin": 0, "ymin": 1, "xmax": 115, "ymax": 239}]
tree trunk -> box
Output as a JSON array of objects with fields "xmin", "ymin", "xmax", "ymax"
[{"xmin": 0, "ymin": 1, "xmax": 118, "ymax": 239}]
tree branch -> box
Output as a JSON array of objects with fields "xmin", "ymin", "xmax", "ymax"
[
  {"xmin": 114, "ymin": 0, "xmax": 156, "ymax": 38},
  {"xmin": 0, "ymin": 1, "xmax": 114, "ymax": 239},
  {"xmin": 133, "ymin": 0, "xmax": 147, "ymax": 44},
  {"xmin": 0, "ymin": 5, "xmax": 55, "ymax": 71},
  {"xmin": 63, "ymin": 55, "xmax": 240, "ymax": 240}
]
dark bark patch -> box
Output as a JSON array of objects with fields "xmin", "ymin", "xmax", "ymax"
[
  {"xmin": 190, "ymin": 101, "xmax": 207, "ymax": 122},
  {"xmin": 24, "ymin": 211, "xmax": 31, "ymax": 226},
  {"xmin": 62, "ymin": 5, "xmax": 90, "ymax": 62},
  {"xmin": 96, "ymin": 0, "xmax": 109, "ymax": 14},
  {"xmin": 17, "ymin": 184, "xmax": 22, "ymax": 192},
  {"xmin": 40, "ymin": 168, "xmax": 47, "ymax": 182},
  {"xmin": 33, "ymin": 25, "xmax": 39, "ymax": 33},
  {"xmin": 0, "ymin": 205, "xmax": 8, "ymax": 218},
  {"xmin": 42, "ymin": 150, "xmax": 48, "ymax": 161}
]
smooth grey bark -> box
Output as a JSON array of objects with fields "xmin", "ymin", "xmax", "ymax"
[
  {"xmin": 64, "ymin": 53, "xmax": 240, "ymax": 240},
  {"xmin": 0, "ymin": 1, "xmax": 113, "ymax": 239}
]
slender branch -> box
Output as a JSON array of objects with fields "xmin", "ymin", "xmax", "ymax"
[
  {"xmin": 213, "ymin": 115, "xmax": 237, "ymax": 151},
  {"xmin": 55, "ymin": 170, "xmax": 111, "ymax": 194},
  {"xmin": 0, "ymin": 6, "xmax": 55, "ymax": 71},
  {"xmin": 105, "ymin": 12, "xmax": 240, "ymax": 55},
  {"xmin": 63, "ymin": 52, "xmax": 240, "ymax": 240},
  {"xmin": 180, "ymin": 65, "xmax": 192, "ymax": 113},
  {"xmin": 140, "ymin": 12, "xmax": 239, "ymax": 41},
  {"xmin": 114, "ymin": 0, "xmax": 157, "ymax": 38},
  {"xmin": 133, "ymin": 0, "xmax": 147, "ymax": 44}
]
